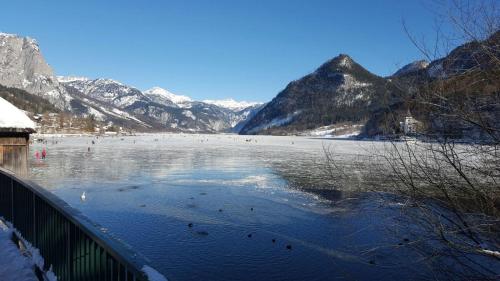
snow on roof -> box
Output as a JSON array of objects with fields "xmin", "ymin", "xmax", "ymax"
[{"xmin": 0, "ymin": 97, "xmax": 36, "ymax": 132}]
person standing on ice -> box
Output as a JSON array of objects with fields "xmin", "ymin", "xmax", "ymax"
[
  {"xmin": 41, "ymin": 148, "xmax": 46, "ymax": 159},
  {"xmin": 35, "ymin": 150, "xmax": 40, "ymax": 160}
]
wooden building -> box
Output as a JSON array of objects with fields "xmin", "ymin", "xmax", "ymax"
[{"xmin": 0, "ymin": 97, "xmax": 35, "ymax": 177}]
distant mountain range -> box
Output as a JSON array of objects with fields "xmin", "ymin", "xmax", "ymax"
[
  {"xmin": 0, "ymin": 31, "xmax": 498, "ymax": 137},
  {"xmin": 0, "ymin": 32, "xmax": 263, "ymax": 133}
]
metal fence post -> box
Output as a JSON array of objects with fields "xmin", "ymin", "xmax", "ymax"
[
  {"xmin": 67, "ymin": 221, "xmax": 71, "ymax": 281},
  {"xmin": 10, "ymin": 178, "xmax": 14, "ymax": 224},
  {"xmin": 33, "ymin": 192, "xmax": 36, "ymax": 246}
]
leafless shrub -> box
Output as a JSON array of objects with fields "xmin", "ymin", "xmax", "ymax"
[
  {"xmin": 389, "ymin": 0, "xmax": 500, "ymax": 278},
  {"xmin": 322, "ymin": 1, "xmax": 500, "ymax": 279}
]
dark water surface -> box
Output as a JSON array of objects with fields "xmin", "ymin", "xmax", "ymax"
[{"xmin": 30, "ymin": 134, "xmax": 425, "ymax": 281}]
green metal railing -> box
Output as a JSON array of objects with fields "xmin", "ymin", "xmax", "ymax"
[{"xmin": 0, "ymin": 168, "xmax": 152, "ymax": 281}]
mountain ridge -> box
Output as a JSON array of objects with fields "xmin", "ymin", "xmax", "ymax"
[
  {"xmin": 0, "ymin": 32, "xmax": 262, "ymax": 133},
  {"xmin": 241, "ymin": 30, "xmax": 499, "ymax": 138},
  {"xmin": 239, "ymin": 54, "xmax": 404, "ymax": 135},
  {"xmin": 3, "ymin": 30, "xmax": 497, "ymax": 138},
  {"xmin": 59, "ymin": 77, "xmax": 263, "ymax": 133}
]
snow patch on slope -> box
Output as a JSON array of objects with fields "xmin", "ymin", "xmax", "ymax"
[
  {"xmin": 86, "ymin": 107, "xmax": 105, "ymax": 121},
  {"xmin": 302, "ymin": 124, "xmax": 363, "ymax": 138},
  {"xmin": 246, "ymin": 111, "xmax": 301, "ymax": 134},
  {"xmin": 80, "ymin": 97, "xmax": 151, "ymax": 127},
  {"xmin": 56, "ymin": 76, "xmax": 90, "ymax": 83},
  {"xmin": 338, "ymin": 55, "xmax": 353, "ymax": 68},
  {"xmin": 182, "ymin": 110, "xmax": 196, "ymax": 120},
  {"xmin": 339, "ymin": 74, "xmax": 371, "ymax": 91},
  {"xmin": 60, "ymin": 77, "xmax": 144, "ymax": 108},
  {"xmin": 144, "ymin": 87, "xmax": 192, "ymax": 106}
]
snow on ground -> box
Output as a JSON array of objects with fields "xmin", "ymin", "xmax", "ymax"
[
  {"xmin": 302, "ymin": 124, "xmax": 362, "ymax": 138},
  {"xmin": 0, "ymin": 97, "xmax": 36, "ymax": 129},
  {"xmin": 328, "ymin": 132, "xmax": 360, "ymax": 139},
  {"xmin": 142, "ymin": 265, "xmax": 168, "ymax": 281},
  {"xmin": 0, "ymin": 220, "xmax": 44, "ymax": 281}
]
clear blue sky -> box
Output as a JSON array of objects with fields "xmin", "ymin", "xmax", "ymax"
[{"xmin": 1, "ymin": 0, "xmax": 453, "ymax": 102}]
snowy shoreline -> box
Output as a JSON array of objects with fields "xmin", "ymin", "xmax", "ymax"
[
  {"xmin": 1, "ymin": 214, "xmax": 168, "ymax": 281},
  {"xmin": 0, "ymin": 218, "xmax": 56, "ymax": 281}
]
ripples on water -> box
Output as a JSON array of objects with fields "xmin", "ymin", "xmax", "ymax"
[{"xmin": 30, "ymin": 134, "xmax": 429, "ymax": 281}]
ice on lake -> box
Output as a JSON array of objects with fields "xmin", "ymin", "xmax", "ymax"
[{"xmin": 28, "ymin": 134, "xmax": 429, "ymax": 281}]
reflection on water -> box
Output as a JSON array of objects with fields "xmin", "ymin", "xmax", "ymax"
[{"xmin": 29, "ymin": 134, "xmax": 429, "ymax": 281}]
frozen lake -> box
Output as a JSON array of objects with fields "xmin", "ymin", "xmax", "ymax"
[{"xmin": 29, "ymin": 134, "xmax": 427, "ymax": 281}]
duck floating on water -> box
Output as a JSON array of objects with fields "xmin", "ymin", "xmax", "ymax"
[{"xmin": 81, "ymin": 191, "xmax": 86, "ymax": 201}]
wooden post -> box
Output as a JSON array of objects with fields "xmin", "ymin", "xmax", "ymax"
[{"xmin": 0, "ymin": 133, "xmax": 30, "ymax": 178}]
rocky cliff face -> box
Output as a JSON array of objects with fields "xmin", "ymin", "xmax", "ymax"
[
  {"xmin": 0, "ymin": 33, "xmax": 70, "ymax": 109},
  {"xmin": 0, "ymin": 32, "xmax": 264, "ymax": 132}
]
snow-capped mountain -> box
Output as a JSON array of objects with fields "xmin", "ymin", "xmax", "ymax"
[
  {"xmin": 56, "ymin": 76, "xmax": 90, "ymax": 83},
  {"xmin": 58, "ymin": 77, "xmax": 150, "ymax": 108},
  {"xmin": 202, "ymin": 99, "xmax": 262, "ymax": 111},
  {"xmin": 141, "ymin": 86, "xmax": 265, "ymax": 132},
  {"xmin": 0, "ymin": 33, "xmax": 142, "ymax": 127},
  {"xmin": 58, "ymin": 78, "xmax": 263, "ymax": 132},
  {"xmin": 0, "ymin": 33, "xmax": 71, "ymax": 109},
  {"xmin": 3, "ymin": 31, "xmax": 496, "ymax": 137},
  {"xmin": 0, "ymin": 32, "xmax": 264, "ymax": 133},
  {"xmin": 143, "ymin": 87, "xmax": 192, "ymax": 107}
]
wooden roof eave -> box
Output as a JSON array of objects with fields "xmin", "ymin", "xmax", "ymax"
[{"xmin": 0, "ymin": 127, "xmax": 36, "ymax": 134}]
